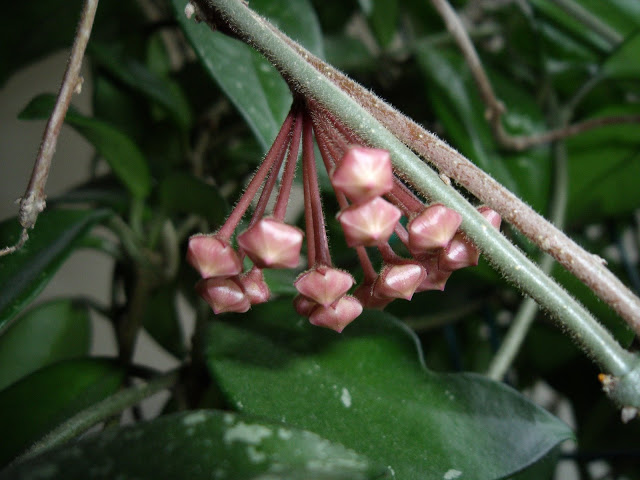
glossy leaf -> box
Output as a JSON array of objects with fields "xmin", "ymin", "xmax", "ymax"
[
  {"xmin": 0, "ymin": 299, "xmax": 91, "ymax": 391},
  {"xmin": 0, "ymin": 358, "xmax": 124, "ymax": 467},
  {"xmin": 89, "ymin": 42, "xmax": 192, "ymax": 130},
  {"xmin": 565, "ymin": 106, "xmax": 640, "ymax": 223},
  {"xmin": 0, "ymin": 209, "xmax": 110, "ymax": 330},
  {"xmin": 19, "ymin": 94, "xmax": 151, "ymax": 198},
  {"xmin": 414, "ymin": 44, "xmax": 551, "ymax": 213},
  {"xmin": 205, "ymin": 302, "xmax": 573, "ymax": 480},
  {"xmin": 602, "ymin": 32, "xmax": 640, "ymax": 79},
  {"xmin": 172, "ymin": 0, "xmax": 324, "ymax": 150},
  {"xmin": 0, "ymin": 410, "xmax": 386, "ymax": 480}
]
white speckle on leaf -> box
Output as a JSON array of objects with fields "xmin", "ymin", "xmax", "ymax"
[
  {"xmin": 340, "ymin": 388, "xmax": 352, "ymax": 408},
  {"xmin": 387, "ymin": 466, "xmax": 396, "ymax": 478},
  {"xmin": 444, "ymin": 469, "xmax": 462, "ymax": 479},
  {"xmin": 277, "ymin": 428, "xmax": 293, "ymax": 440},
  {"xmin": 224, "ymin": 422, "xmax": 272, "ymax": 445},
  {"xmin": 247, "ymin": 445, "xmax": 267, "ymax": 463},
  {"xmin": 183, "ymin": 410, "xmax": 208, "ymax": 426},
  {"xmin": 184, "ymin": 2, "xmax": 195, "ymax": 19}
]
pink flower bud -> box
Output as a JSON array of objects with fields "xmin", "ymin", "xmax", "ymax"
[
  {"xmin": 237, "ymin": 267, "xmax": 270, "ymax": 305},
  {"xmin": 373, "ymin": 263, "xmax": 427, "ymax": 300},
  {"xmin": 309, "ymin": 295, "xmax": 363, "ymax": 333},
  {"xmin": 353, "ymin": 283, "xmax": 394, "ymax": 309},
  {"xmin": 416, "ymin": 257, "xmax": 452, "ymax": 291},
  {"xmin": 187, "ymin": 234, "xmax": 243, "ymax": 279},
  {"xmin": 439, "ymin": 232, "xmax": 479, "ymax": 271},
  {"xmin": 294, "ymin": 265, "xmax": 355, "ymax": 307},
  {"xmin": 337, "ymin": 197, "xmax": 402, "ymax": 247},
  {"xmin": 293, "ymin": 294, "xmax": 318, "ymax": 317},
  {"xmin": 478, "ymin": 206, "xmax": 501, "ymax": 230},
  {"xmin": 196, "ymin": 277, "xmax": 251, "ymax": 314},
  {"xmin": 407, "ymin": 204, "xmax": 462, "ymax": 255},
  {"xmin": 237, "ymin": 218, "xmax": 303, "ymax": 269},
  {"xmin": 331, "ymin": 147, "xmax": 394, "ymax": 203}
]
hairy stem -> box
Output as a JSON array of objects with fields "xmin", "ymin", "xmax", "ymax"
[
  {"xmin": 16, "ymin": 370, "xmax": 178, "ymax": 463},
  {"xmin": 0, "ymin": 0, "xmax": 99, "ymax": 257},
  {"xmin": 193, "ymin": 0, "xmax": 639, "ymax": 381}
]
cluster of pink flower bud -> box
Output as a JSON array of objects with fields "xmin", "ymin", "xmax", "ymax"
[{"xmin": 186, "ymin": 100, "xmax": 501, "ymax": 332}]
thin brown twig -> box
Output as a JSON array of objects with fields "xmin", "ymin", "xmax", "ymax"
[
  {"xmin": 0, "ymin": 0, "xmax": 100, "ymax": 257},
  {"xmin": 253, "ymin": 17, "xmax": 640, "ymax": 334},
  {"xmin": 428, "ymin": 0, "xmax": 639, "ymax": 152}
]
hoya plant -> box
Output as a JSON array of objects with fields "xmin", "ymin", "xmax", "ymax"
[{"xmin": 1, "ymin": 0, "xmax": 639, "ymax": 478}]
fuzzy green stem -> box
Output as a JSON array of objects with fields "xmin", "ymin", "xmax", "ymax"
[
  {"xmin": 195, "ymin": 0, "xmax": 638, "ymax": 380},
  {"xmin": 16, "ymin": 370, "xmax": 178, "ymax": 463}
]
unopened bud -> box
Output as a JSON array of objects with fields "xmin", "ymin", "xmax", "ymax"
[
  {"xmin": 309, "ymin": 295, "xmax": 363, "ymax": 333},
  {"xmin": 478, "ymin": 206, "xmax": 501, "ymax": 230},
  {"xmin": 294, "ymin": 265, "xmax": 355, "ymax": 307},
  {"xmin": 416, "ymin": 257, "xmax": 452, "ymax": 291},
  {"xmin": 187, "ymin": 234, "xmax": 242, "ymax": 279},
  {"xmin": 373, "ymin": 263, "xmax": 427, "ymax": 300},
  {"xmin": 331, "ymin": 147, "xmax": 394, "ymax": 203},
  {"xmin": 237, "ymin": 218, "xmax": 303, "ymax": 269},
  {"xmin": 439, "ymin": 232, "xmax": 479, "ymax": 271},
  {"xmin": 353, "ymin": 283, "xmax": 394, "ymax": 309},
  {"xmin": 237, "ymin": 267, "xmax": 270, "ymax": 305},
  {"xmin": 293, "ymin": 294, "xmax": 318, "ymax": 317},
  {"xmin": 408, "ymin": 204, "xmax": 461, "ymax": 255},
  {"xmin": 337, "ymin": 197, "xmax": 401, "ymax": 247},
  {"xmin": 196, "ymin": 277, "xmax": 251, "ymax": 314}
]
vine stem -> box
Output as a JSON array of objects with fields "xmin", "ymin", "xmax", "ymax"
[
  {"xmin": 0, "ymin": 0, "xmax": 99, "ymax": 257},
  {"xmin": 254, "ymin": 11, "xmax": 640, "ymax": 338},
  {"xmin": 16, "ymin": 370, "xmax": 178, "ymax": 463},
  {"xmin": 192, "ymin": 0, "xmax": 640, "ymax": 389}
]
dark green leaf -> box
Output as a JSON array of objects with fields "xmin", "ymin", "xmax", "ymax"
[
  {"xmin": 89, "ymin": 42, "xmax": 192, "ymax": 130},
  {"xmin": 0, "ymin": 358, "xmax": 124, "ymax": 467},
  {"xmin": 565, "ymin": 106, "xmax": 640, "ymax": 223},
  {"xmin": 158, "ymin": 172, "xmax": 228, "ymax": 226},
  {"xmin": 172, "ymin": 0, "xmax": 324, "ymax": 150},
  {"xmin": 0, "ymin": 299, "xmax": 91, "ymax": 391},
  {"xmin": 1, "ymin": 410, "xmax": 386, "ymax": 480},
  {"xmin": 602, "ymin": 32, "xmax": 640, "ymax": 79},
  {"xmin": 0, "ymin": 2, "xmax": 143, "ymax": 87},
  {"xmin": 143, "ymin": 285, "xmax": 186, "ymax": 359},
  {"xmin": 358, "ymin": 0, "xmax": 398, "ymax": 47},
  {"xmin": 19, "ymin": 94, "xmax": 151, "ymax": 198},
  {"xmin": 0, "ymin": 209, "xmax": 110, "ymax": 330},
  {"xmin": 414, "ymin": 43, "xmax": 551, "ymax": 213},
  {"xmin": 205, "ymin": 303, "xmax": 574, "ymax": 480}
]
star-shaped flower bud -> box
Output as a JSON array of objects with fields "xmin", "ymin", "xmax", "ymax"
[
  {"xmin": 187, "ymin": 234, "xmax": 243, "ymax": 279},
  {"xmin": 478, "ymin": 206, "xmax": 502, "ymax": 230},
  {"xmin": 237, "ymin": 218, "xmax": 303, "ymax": 269},
  {"xmin": 331, "ymin": 147, "xmax": 394, "ymax": 203},
  {"xmin": 439, "ymin": 232, "xmax": 479, "ymax": 271},
  {"xmin": 309, "ymin": 295, "xmax": 363, "ymax": 333},
  {"xmin": 196, "ymin": 277, "xmax": 250, "ymax": 314},
  {"xmin": 416, "ymin": 257, "xmax": 452, "ymax": 292},
  {"xmin": 408, "ymin": 204, "xmax": 462, "ymax": 256},
  {"xmin": 373, "ymin": 263, "xmax": 427, "ymax": 300},
  {"xmin": 353, "ymin": 283, "xmax": 394, "ymax": 310},
  {"xmin": 337, "ymin": 197, "xmax": 402, "ymax": 247},
  {"xmin": 294, "ymin": 265, "xmax": 355, "ymax": 307},
  {"xmin": 237, "ymin": 267, "xmax": 270, "ymax": 305},
  {"xmin": 293, "ymin": 294, "xmax": 318, "ymax": 317}
]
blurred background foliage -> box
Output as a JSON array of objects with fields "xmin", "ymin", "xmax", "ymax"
[{"xmin": 1, "ymin": 0, "xmax": 639, "ymax": 478}]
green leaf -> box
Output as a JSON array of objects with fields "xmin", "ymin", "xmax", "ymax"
[
  {"xmin": 0, "ymin": 209, "xmax": 110, "ymax": 330},
  {"xmin": 414, "ymin": 43, "xmax": 551, "ymax": 213},
  {"xmin": 358, "ymin": 0, "xmax": 398, "ymax": 47},
  {"xmin": 172, "ymin": 0, "xmax": 324, "ymax": 150},
  {"xmin": 602, "ymin": 32, "xmax": 640, "ymax": 79},
  {"xmin": 205, "ymin": 302, "xmax": 574, "ymax": 480},
  {"xmin": 19, "ymin": 94, "xmax": 151, "ymax": 199},
  {"xmin": 0, "ymin": 299, "xmax": 91, "ymax": 391},
  {"xmin": 1, "ymin": 410, "xmax": 386, "ymax": 480},
  {"xmin": 89, "ymin": 42, "xmax": 192, "ymax": 130},
  {"xmin": 565, "ymin": 106, "xmax": 640, "ymax": 223},
  {"xmin": 158, "ymin": 172, "xmax": 228, "ymax": 226},
  {"xmin": 143, "ymin": 285, "xmax": 186, "ymax": 359},
  {"xmin": 0, "ymin": 358, "xmax": 124, "ymax": 467}
]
